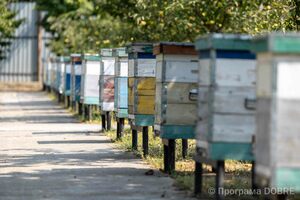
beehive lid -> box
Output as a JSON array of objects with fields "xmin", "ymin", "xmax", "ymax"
[
  {"xmin": 126, "ymin": 42, "xmax": 153, "ymax": 54},
  {"xmin": 70, "ymin": 53, "xmax": 82, "ymax": 62},
  {"xmin": 153, "ymin": 42, "xmax": 197, "ymax": 55},
  {"xmin": 252, "ymin": 32, "xmax": 300, "ymax": 53},
  {"xmin": 195, "ymin": 33, "xmax": 252, "ymax": 51},
  {"xmin": 113, "ymin": 47, "xmax": 128, "ymax": 57},
  {"xmin": 82, "ymin": 54, "xmax": 100, "ymax": 61},
  {"xmin": 100, "ymin": 48, "xmax": 113, "ymax": 57},
  {"xmin": 62, "ymin": 56, "xmax": 71, "ymax": 62}
]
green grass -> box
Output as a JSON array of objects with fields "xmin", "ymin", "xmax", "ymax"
[{"xmin": 104, "ymin": 127, "xmax": 263, "ymax": 199}]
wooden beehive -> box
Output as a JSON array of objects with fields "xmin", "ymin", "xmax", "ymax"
[
  {"xmin": 100, "ymin": 49, "xmax": 115, "ymax": 111},
  {"xmin": 81, "ymin": 54, "xmax": 101, "ymax": 105},
  {"xmin": 153, "ymin": 42, "xmax": 198, "ymax": 139},
  {"xmin": 113, "ymin": 48, "xmax": 128, "ymax": 118},
  {"xmin": 63, "ymin": 57, "xmax": 72, "ymax": 96},
  {"xmin": 57, "ymin": 56, "xmax": 66, "ymax": 94},
  {"xmin": 49, "ymin": 56, "xmax": 57, "ymax": 91},
  {"xmin": 195, "ymin": 34, "xmax": 256, "ymax": 161},
  {"xmin": 252, "ymin": 33, "xmax": 300, "ymax": 191},
  {"xmin": 127, "ymin": 43, "xmax": 156, "ymax": 126},
  {"xmin": 70, "ymin": 54, "xmax": 82, "ymax": 102}
]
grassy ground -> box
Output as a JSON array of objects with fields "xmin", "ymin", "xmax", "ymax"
[
  {"xmin": 104, "ymin": 126, "xmax": 259, "ymax": 200},
  {"xmin": 55, "ymin": 95, "xmax": 299, "ymax": 200}
]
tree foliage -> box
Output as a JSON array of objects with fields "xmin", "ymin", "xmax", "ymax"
[
  {"xmin": 35, "ymin": 0, "xmax": 299, "ymax": 55},
  {"xmin": 0, "ymin": 0, "xmax": 22, "ymax": 59}
]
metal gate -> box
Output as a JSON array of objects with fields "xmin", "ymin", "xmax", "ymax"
[{"xmin": 0, "ymin": 2, "xmax": 38, "ymax": 82}]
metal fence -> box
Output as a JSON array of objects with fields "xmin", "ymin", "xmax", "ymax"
[{"xmin": 0, "ymin": 2, "xmax": 38, "ymax": 82}]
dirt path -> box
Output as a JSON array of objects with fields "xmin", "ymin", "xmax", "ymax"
[{"xmin": 0, "ymin": 92, "xmax": 194, "ymax": 200}]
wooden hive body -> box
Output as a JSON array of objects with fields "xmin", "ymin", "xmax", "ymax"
[
  {"xmin": 153, "ymin": 42, "xmax": 198, "ymax": 139},
  {"xmin": 81, "ymin": 54, "xmax": 101, "ymax": 105},
  {"xmin": 127, "ymin": 43, "xmax": 156, "ymax": 126},
  {"xmin": 253, "ymin": 33, "xmax": 300, "ymax": 191},
  {"xmin": 58, "ymin": 57, "xmax": 69, "ymax": 95},
  {"xmin": 100, "ymin": 49, "xmax": 115, "ymax": 111},
  {"xmin": 70, "ymin": 54, "xmax": 82, "ymax": 102},
  {"xmin": 195, "ymin": 34, "xmax": 256, "ymax": 161},
  {"xmin": 63, "ymin": 57, "xmax": 72, "ymax": 96},
  {"xmin": 114, "ymin": 48, "xmax": 128, "ymax": 118}
]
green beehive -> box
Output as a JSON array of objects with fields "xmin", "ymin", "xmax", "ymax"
[{"xmin": 253, "ymin": 33, "xmax": 300, "ymax": 194}]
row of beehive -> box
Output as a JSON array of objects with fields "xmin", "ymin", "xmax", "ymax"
[{"xmin": 43, "ymin": 33, "xmax": 300, "ymax": 195}]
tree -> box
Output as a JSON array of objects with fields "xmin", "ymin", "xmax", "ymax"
[
  {"xmin": 0, "ymin": 0, "xmax": 22, "ymax": 59},
  {"xmin": 35, "ymin": 0, "xmax": 298, "ymax": 55}
]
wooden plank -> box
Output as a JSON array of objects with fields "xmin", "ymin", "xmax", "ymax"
[
  {"xmin": 256, "ymin": 53, "xmax": 272, "ymax": 98},
  {"xmin": 211, "ymin": 114, "xmax": 255, "ymax": 143},
  {"xmin": 136, "ymin": 77, "xmax": 155, "ymax": 90},
  {"xmin": 153, "ymin": 43, "xmax": 197, "ymax": 55},
  {"xmin": 163, "ymin": 82, "xmax": 198, "ymax": 104},
  {"xmin": 128, "ymin": 77, "xmax": 134, "ymax": 113},
  {"xmin": 136, "ymin": 59, "xmax": 156, "ymax": 77},
  {"xmin": 276, "ymin": 98, "xmax": 300, "ymax": 167},
  {"xmin": 84, "ymin": 75, "xmax": 99, "ymax": 98},
  {"xmin": 128, "ymin": 59, "xmax": 135, "ymax": 77},
  {"xmin": 213, "ymin": 86, "xmax": 256, "ymax": 114},
  {"xmin": 164, "ymin": 103, "xmax": 197, "ymax": 125},
  {"xmin": 159, "ymin": 60, "xmax": 198, "ymax": 83},
  {"xmin": 277, "ymin": 61, "xmax": 300, "ymax": 99},
  {"xmin": 199, "ymin": 59, "xmax": 211, "ymax": 86},
  {"xmin": 254, "ymin": 98, "xmax": 272, "ymax": 171},
  {"xmin": 86, "ymin": 61, "xmax": 100, "ymax": 75},
  {"xmin": 136, "ymin": 95, "xmax": 155, "ymax": 114},
  {"xmin": 215, "ymin": 58, "xmax": 256, "ymax": 87},
  {"xmin": 101, "ymin": 58, "xmax": 115, "ymax": 75}
]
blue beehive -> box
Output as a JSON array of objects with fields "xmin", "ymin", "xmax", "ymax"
[{"xmin": 61, "ymin": 57, "xmax": 71, "ymax": 96}]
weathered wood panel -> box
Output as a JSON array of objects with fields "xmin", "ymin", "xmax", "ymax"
[
  {"xmin": 128, "ymin": 77, "xmax": 134, "ymax": 114},
  {"xmin": 215, "ymin": 59, "xmax": 256, "ymax": 87},
  {"xmin": 102, "ymin": 58, "xmax": 115, "ymax": 75},
  {"xmin": 136, "ymin": 77, "xmax": 156, "ymax": 90},
  {"xmin": 163, "ymin": 82, "xmax": 198, "ymax": 104},
  {"xmin": 255, "ymin": 98, "xmax": 272, "ymax": 178},
  {"xmin": 84, "ymin": 61, "xmax": 100, "ymax": 99},
  {"xmin": 136, "ymin": 59, "xmax": 156, "ymax": 77},
  {"xmin": 211, "ymin": 114, "xmax": 255, "ymax": 143},
  {"xmin": 256, "ymin": 53, "xmax": 273, "ymax": 98},
  {"xmin": 135, "ymin": 95, "xmax": 155, "ymax": 114},
  {"xmin": 214, "ymin": 86, "xmax": 256, "ymax": 114},
  {"xmin": 118, "ymin": 77, "xmax": 128, "ymax": 108}
]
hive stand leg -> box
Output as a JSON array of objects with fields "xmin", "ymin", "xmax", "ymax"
[
  {"xmin": 182, "ymin": 139, "xmax": 188, "ymax": 159},
  {"xmin": 57, "ymin": 93, "xmax": 61, "ymax": 103},
  {"xmin": 101, "ymin": 114, "xmax": 106, "ymax": 131},
  {"xmin": 142, "ymin": 126, "xmax": 149, "ymax": 157},
  {"xmin": 163, "ymin": 143, "xmax": 169, "ymax": 173},
  {"xmin": 194, "ymin": 161, "xmax": 203, "ymax": 195},
  {"xmin": 216, "ymin": 160, "xmax": 225, "ymax": 200},
  {"xmin": 78, "ymin": 102, "xmax": 83, "ymax": 116},
  {"xmin": 73, "ymin": 101, "xmax": 76, "ymax": 112},
  {"xmin": 116, "ymin": 120, "xmax": 120, "ymax": 139},
  {"xmin": 119, "ymin": 118, "xmax": 124, "ymax": 138},
  {"xmin": 251, "ymin": 161, "xmax": 257, "ymax": 191},
  {"xmin": 168, "ymin": 139, "xmax": 176, "ymax": 173},
  {"xmin": 67, "ymin": 96, "xmax": 70, "ymax": 108},
  {"xmin": 132, "ymin": 129, "xmax": 138, "ymax": 150},
  {"xmin": 106, "ymin": 112, "xmax": 111, "ymax": 131},
  {"xmin": 88, "ymin": 105, "xmax": 92, "ymax": 121}
]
